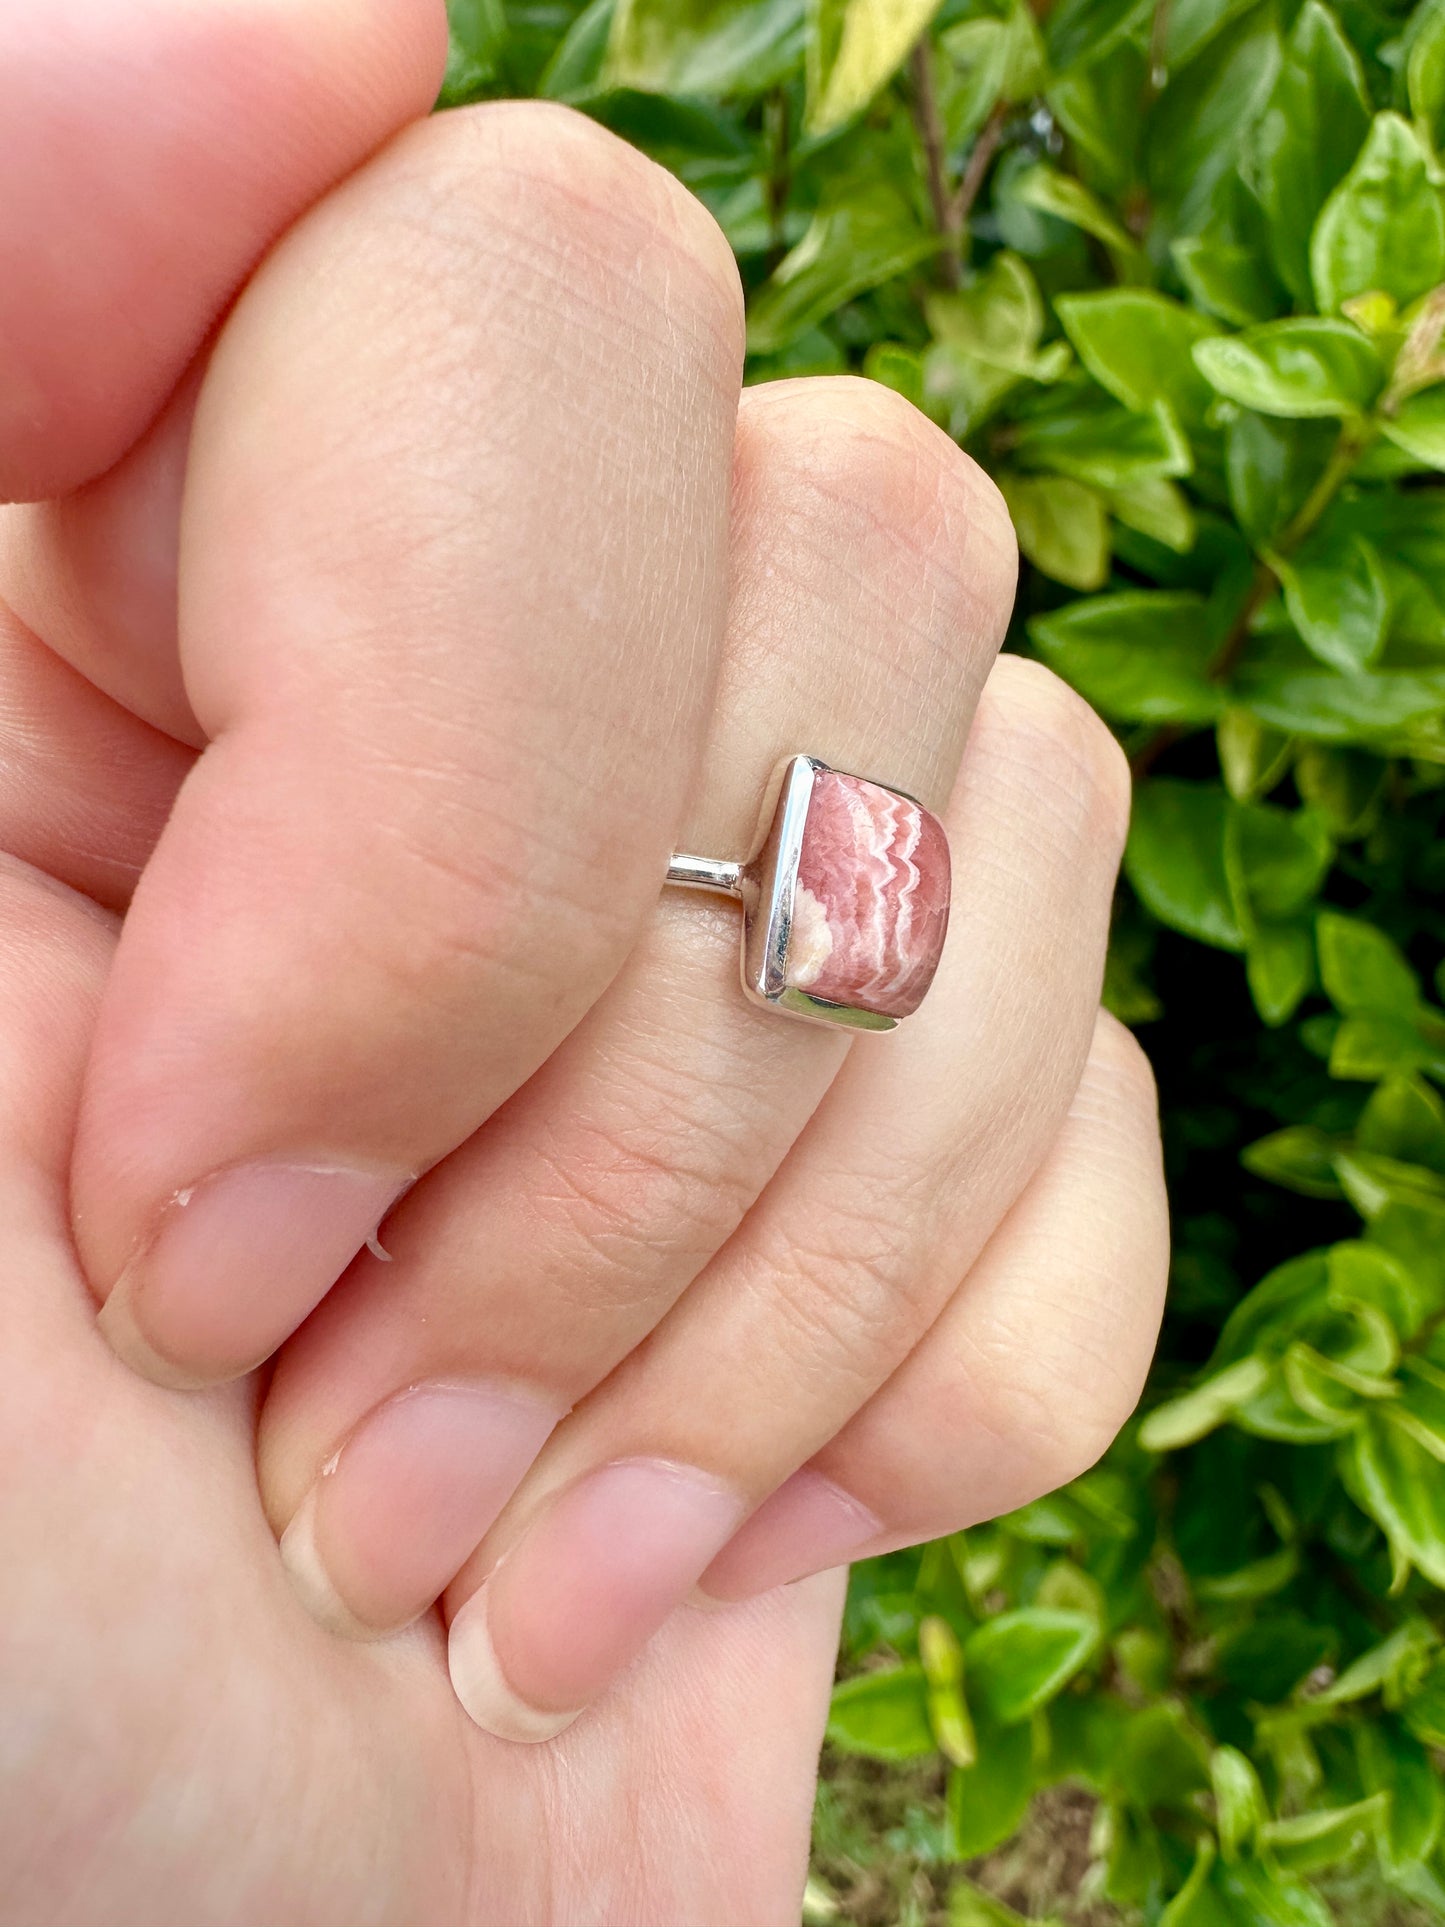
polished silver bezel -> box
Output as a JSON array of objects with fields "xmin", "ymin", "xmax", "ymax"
[{"xmin": 739, "ymin": 755, "xmax": 898, "ymax": 1033}]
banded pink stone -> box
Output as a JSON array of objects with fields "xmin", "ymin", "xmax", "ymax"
[{"xmin": 784, "ymin": 771, "xmax": 950, "ymax": 1019}]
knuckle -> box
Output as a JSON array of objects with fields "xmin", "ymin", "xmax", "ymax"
[
  {"xmin": 422, "ymin": 101, "xmax": 744, "ymax": 366},
  {"xmin": 979, "ymin": 657, "xmax": 1132, "ymax": 854},
  {"xmin": 1083, "ymin": 1009, "xmax": 1160, "ymax": 1126},
  {"xmin": 744, "ymin": 377, "xmax": 1018, "ymax": 614},
  {"xmin": 755, "ymin": 1207, "xmax": 928, "ymax": 1397},
  {"xmin": 518, "ymin": 1085, "xmax": 760, "ymax": 1313}
]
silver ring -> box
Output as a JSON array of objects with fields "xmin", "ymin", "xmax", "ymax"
[{"xmin": 665, "ymin": 756, "xmax": 951, "ymax": 1032}]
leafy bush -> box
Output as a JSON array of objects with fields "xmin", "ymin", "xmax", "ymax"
[{"xmin": 444, "ymin": 1, "xmax": 1445, "ymax": 1918}]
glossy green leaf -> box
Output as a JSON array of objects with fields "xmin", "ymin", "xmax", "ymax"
[
  {"xmin": 1346, "ymin": 1406, "xmax": 1445, "ymax": 1587},
  {"xmin": 1194, "ymin": 320, "xmax": 1383, "ymax": 420},
  {"xmin": 605, "ymin": 0, "xmax": 803, "ymax": 93},
  {"xmin": 1126, "ymin": 779, "xmax": 1243, "ymax": 949},
  {"xmin": 1109, "ymin": 477, "xmax": 1195, "ymax": 552},
  {"xmin": 1031, "ymin": 591, "xmax": 1221, "ymax": 724},
  {"xmin": 827, "ymin": 1663, "xmax": 937, "ymax": 1759},
  {"xmin": 1311, "ymin": 113, "xmax": 1445, "ymax": 313},
  {"xmin": 1243, "ymin": 0, "xmax": 1371, "ymax": 304},
  {"xmin": 1145, "ymin": 6, "xmax": 1283, "ymax": 230},
  {"xmin": 946, "ymin": 1717, "xmax": 1035, "ymax": 1858},
  {"xmin": 1057, "ymin": 290, "xmax": 1217, "ymax": 426},
  {"xmin": 1277, "ymin": 533, "xmax": 1390, "ymax": 674},
  {"xmin": 999, "ymin": 472, "xmax": 1109, "ymax": 590},
  {"xmin": 1211, "ymin": 1747, "xmax": 1266, "ymax": 1860},
  {"xmin": 965, "ymin": 1609, "xmax": 1099, "ymax": 1723},
  {"xmin": 1011, "ymin": 394, "xmax": 1192, "ymax": 488},
  {"xmin": 746, "ymin": 186, "xmax": 935, "ymax": 354},
  {"xmin": 1246, "ymin": 923, "xmax": 1316, "ymax": 1026},
  {"xmin": 1317, "ymin": 911, "xmax": 1421, "ymax": 1014},
  {"xmin": 806, "ymin": 0, "xmax": 943, "ymax": 135},
  {"xmin": 1139, "ymin": 1356, "xmax": 1271, "ymax": 1449},
  {"xmin": 1381, "ymin": 386, "xmax": 1445, "ymax": 469},
  {"xmin": 439, "ymin": 0, "xmax": 508, "ymax": 105}
]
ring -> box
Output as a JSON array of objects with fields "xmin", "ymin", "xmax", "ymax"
[{"xmin": 665, "ymin": 756, "xmax": 951, "ymax": 1031}]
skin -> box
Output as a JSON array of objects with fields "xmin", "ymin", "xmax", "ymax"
[{"xmin": 0, "ymin": 3, "xmax": 1170, "ymax": 1922}]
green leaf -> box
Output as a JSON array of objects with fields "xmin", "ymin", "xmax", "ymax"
[
  {"xmin": 1356, "ymin": 1719, "xmax": 1444, "ymax": 1871},
  {"xmin": 1277, "ymin": 533, "xmax": 1390, "ymax": 674},
  {"xmin": 1212, "ymin": 1862, "xmax": 1336, "ymax": 1927},
  {"xmin": 947, "ymin": 1881, "xmax": 1034, "ymax": 1927},
  {"xmin": 1224, "ymin": 413, "xmax": 1338, "ymax": 547},
  {"xmin": 1381, "ymin": 386, "xmax": 1445, "ymax": 469},
  {"xmin": 1311, "ymin": 113, "xmax": 1445, "ymax": 314},
  {"xmin": 806, "ymin": 0, "xmax": 942, "ymax": 135},
  {"xmin": 1293, "ymin": 744, "xmax": 1385, "ymax": 835},
  {"xmin": 746, "ymin": 185, "xmax": 935, "ymax": 354},
  {"xmin": 1126, "ymin": 779, "xmax": 1244, "ymax": 949},
  {"xmin": 1246, "ymin": 923, "xmax": 1316, "ymax": 1026},
  {"xmin": 1031, "ymin": 592, "xmax": 1222, "ymax": 725},
  {"xmin": 1211, "ymin": 1746, "xmax": 1266, "ymax": 1860},
  {"xmin": 1010, "ymin": 165, "xmax": 1144, "ymax": 273},
  {"xmin": 827, "ymin": 1663, "xmax": 937, "ymax": 1758},
  {"xmin": 1227, "ymin": 799, "xmax": 1333, "ymax": 920},
  {"xmin": 1173, "ymin": 232, "xmax": 1285, "ymax": 329},
  {"xmin": 1109, "ymin": 477, "xmax": 1196, "ymax": 552},
  {"xmin": 1057, "ymin": 290, "xmax": 1218, "ymax": 426},
  {"xmin": 923, "ymin": 252, "xmax": 1066, "ymax": 435},
  {"xmin": 965, "ymin": 1609, "xmax": 1099, "ymax": 1723},
  {"xmin": 1318, "ymin": 911, "xmax": 1421, "ymax": 1014},
  {"xmin": 1409, "ymin": 0, "xmax": 1445, "ymax": 156},
  {"xmin": 1217, "ymin": 707, "xmax": 1292, "ymax": 801},
  {"xmin": 1139, "ymin": 1356, "xmax": 1271, "ymax": 1449},
  {"xmin": 1405, "ymin": 1655, "xmax": 1445, "ymax": 1749},
  {"xmin": 605, "ymin": 0, "xmax": 804, "ymax": 94},
  {"xmin": 946, "ymin": 1716, "xmax": 1035, "ymax": 1858},
  {"xmin": 1358, "ymin": 1078, "xmax": 1445, "ymax": 1175},
  {"xmin": 999, "ymin": 473, "xmax": 1110, "ymax": 590},
  {"xmin": 1243, "ymin": 1124, "xmax": 1342, "ymax": 1194},
  {"xmin": 1011, "ymin": 394, "xmax": 1192, "ymax": 489},
  {"xmin": 1145, "ymin": 6, "xmax": 1283, "ymax": 231},
  {"xmin": 1261, "ymin": 1795, "xmax": 1386, "ymax": 1873},
  {"xmin": 1243, "ymin": 0, "xmax": 1371, "ymax": 305},
  {"xmin": 1346, "ymin": 1405, "xmax": 1445, "ymax": 1587},
  {"xmin": 1159, "ymin": 1845, "xmax": 1233, "ymax": 1927},
  {"xmin": 1044, "ymin": 0, "xmax": 1150, "ymax": 69},
  {"xmin": 439, "ymin": 0, "xmax": 508, "ymax": 106},
  {"xmin": 1194, "ymin": 320, "xmax": 1383, "ymax": 420}
]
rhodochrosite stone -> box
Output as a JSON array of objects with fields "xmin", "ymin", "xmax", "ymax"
[{"xmin": 784, "ymin": 771, "xmax": 950, "ymax": 1018}]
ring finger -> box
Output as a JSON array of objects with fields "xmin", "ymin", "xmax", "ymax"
[
  {"xmin": 257, "ymin": 375, "xmax": 1017, "ymax": 1633},
  {"xmin": 442, "ymin": 654, "xmax": 1131, "ymax": 1740}
]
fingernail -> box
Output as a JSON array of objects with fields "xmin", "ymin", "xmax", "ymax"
[
  {"xmin": 97, "ymin": 1159, "xmax": 411, "ymax": 1388},
  {"xmin": 280, "ymin": 1379, "xmax": 559, "ymax": 1637},
  {"xmin": 448, "ymin": 1458, "xmax": 744, "ymax": 1743},
  {"xmin": 698, "ymin": 1470, "xmax": 882, "ymax": 1602}
]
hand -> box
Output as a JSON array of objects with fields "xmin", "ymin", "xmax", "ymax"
[{"xmin": 0, "ymin": 3, "xmax": 1168, "ymax": 1922}]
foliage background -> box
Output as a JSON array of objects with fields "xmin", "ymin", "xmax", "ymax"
[{"xmin": 442, "ymin": 0, "xmax": 1445, "ymax": 1919}]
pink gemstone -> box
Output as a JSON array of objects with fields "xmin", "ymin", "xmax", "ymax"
[{"xmin": 784, "ymin": 771, "xmax": 950, "ymax": 1019}]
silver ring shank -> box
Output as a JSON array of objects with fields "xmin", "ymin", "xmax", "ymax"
[{"xmin": 665, "ymin": 854, "xmax": 744, "ymax": 898}]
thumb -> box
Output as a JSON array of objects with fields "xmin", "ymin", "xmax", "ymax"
[{"xmin": 0, "ymin": 0, "xmax": 447, "ymax": 504}]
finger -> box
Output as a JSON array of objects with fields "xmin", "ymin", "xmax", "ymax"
[
  {"xmin": 443, "ymin": 657, "xmax": 1132, "ymax": 1740},
  {"xmin": 701, "ymin": 1012, "xmax": 1168, "ymax": 1599},
  {"xmin": 256, "ymin": 377, "xmax": 1016, "ymax": 1636},
  {"xmin": 76, "ymin": 104, "xmax": 746, "ymax": 1389},
  {"xmin": 0, "ymin": 367, "xmax": 206, "ymax": 746},
  {"xmin": 0, "ymin": 0, "xmax": 446, "ymax": 501},
  {"xmin": 0, "ymin": 604, "xmax": 190, "ymax": 911}
]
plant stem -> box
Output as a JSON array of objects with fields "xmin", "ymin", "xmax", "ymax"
[
  {"xmin": 763, "ymin": 89, "xmax": 791, "ymax": 275},
  {"xmin": 909, "ymin": 40, "xmax": 962, "ymax": 288},
  {"xmin": 1129, "ymin": 419, "xmax": 1374, "ymax": 777},
  {"xmin": 953, "ymin": 99, "xmax": 1009, "ymax": 235}
]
